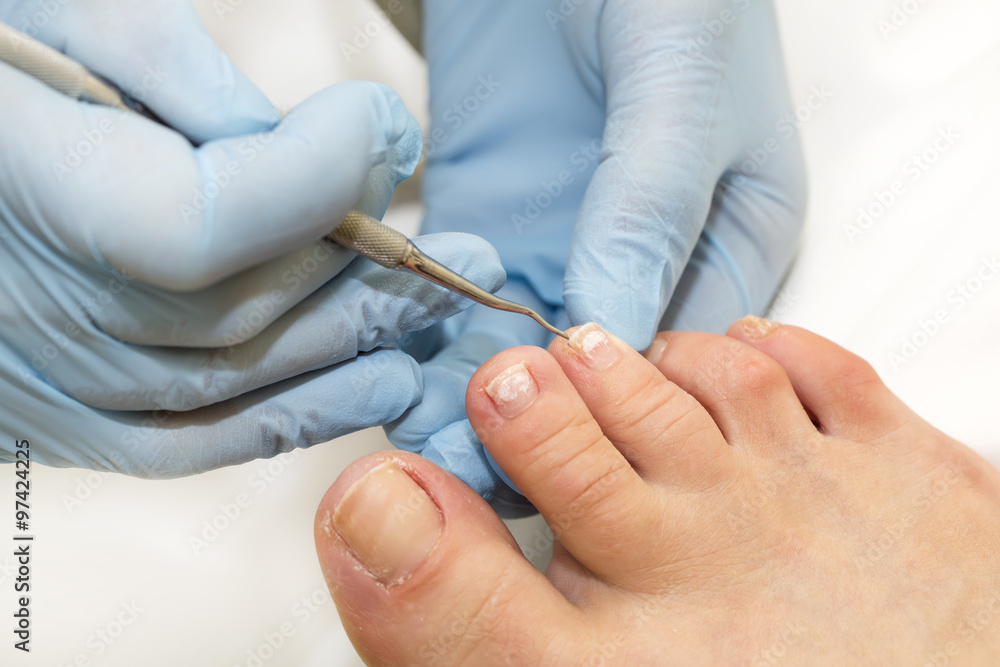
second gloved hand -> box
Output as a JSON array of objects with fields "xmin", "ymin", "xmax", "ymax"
[{"xmin": 387, "ymin": 0, "xmax": 807, "ymax": 513}]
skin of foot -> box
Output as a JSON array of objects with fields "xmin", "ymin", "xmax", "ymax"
[{"xmin": 314, "ymin": 316, "xmax": 1000, "ymax": 666}]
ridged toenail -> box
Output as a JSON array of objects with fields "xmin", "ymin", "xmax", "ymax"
[
  {"xmin": 567, "ymin": 323, "xmax": 622, "ymax": 371},
  {"xmin": 332, "ymin": 460, "xmax": 443, "ymax": 587},
  {"xmin": 742, "ymin": 315, "xmax": 781, "ymax": 340},
  {"xmin": 485, "ymin": 362, "xmax": 539, "ymax": 419}
]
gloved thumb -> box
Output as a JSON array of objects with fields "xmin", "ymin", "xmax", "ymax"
[
  {"xmin": 13, "ymin": 0, "xmax": 279, "ymax": 142},
  {"xmin": 561, "ymin": 1, "xmax": 731, "ymax": 350}
]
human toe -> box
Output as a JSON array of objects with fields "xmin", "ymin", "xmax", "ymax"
[{"xmin": 315, "ymin": 451, "xmax": 580, "ymax": 665}]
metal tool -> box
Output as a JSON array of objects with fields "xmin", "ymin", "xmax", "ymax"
[
  {"xmin": 328, "ymin": 211, "xmax": 568, "ymax": 339},
  {"xmin": 0, "ymin": 22, "xmax": 158, "ymax": 120},
  {"xmin": 0, "ymin": 22, "xmax": 569, "ymax": 339}
]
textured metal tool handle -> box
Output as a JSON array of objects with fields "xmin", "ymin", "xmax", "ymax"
[
  {"xmin": 0, "ymin": 22, "xmax": 129, "ymax": 110},
  {"xmin": 327, "ymin": 210, "xmax": 412, "ymax": 269},
  {"xmin": 0, "ymin": 22, "xmax": 87, "ymax": 97}
]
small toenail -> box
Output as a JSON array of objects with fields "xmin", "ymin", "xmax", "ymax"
[
  {"xmin": 331, "ymin": 460, "xmax": 443, "ymax": 587},
  {"xmin": 567, "ymin": 322, "xmax": 622, "ymax": 371},
  {"xmin": 485, "ymin": 362, "xmax": 539, "ymax": 419},
  {"xmin": 741, "ymin": 314, "xmax": 781, "ymax": 340},
  {"xmin": 645, "ymin": 337, "xmax": 668, "ymax": 365}
]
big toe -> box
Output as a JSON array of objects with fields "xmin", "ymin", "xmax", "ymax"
[{"xmin": 315, "ymin": 452, "xmax": 581, "ymax": 665}]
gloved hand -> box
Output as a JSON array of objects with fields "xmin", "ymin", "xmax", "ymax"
[
  {"xmin": 0, "ymin": 0, "xmax": 505, "ymax": 474},
  {"xmin": 388, "ymin": 0, "xmax": 807, "ymax": 515}
]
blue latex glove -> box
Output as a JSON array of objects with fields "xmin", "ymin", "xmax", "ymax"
[
  {"xmin": 0, "ymin": 0, "xmax": 505, "ymax": 474},
  {"xmin": 388, "ymin": 0, "xmax": 807, "ymax": 515}
]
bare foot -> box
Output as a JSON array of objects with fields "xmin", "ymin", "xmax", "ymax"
[{"xmin": 315, "ymin": 317, "xmax": 1000, "ymax": 665}]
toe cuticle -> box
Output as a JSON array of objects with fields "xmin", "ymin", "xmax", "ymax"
[{"xmin": 742, "ymin": 315, "xmax": 781, "ymax": 341}]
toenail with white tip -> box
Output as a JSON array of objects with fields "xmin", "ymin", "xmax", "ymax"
[
  {"xmin": 485, "ymin": 362, "xmax": 539, "ymax": 419},
  {"xmin": 568, "ymin": 322, "xmax": 622, "ymax": 371},
  {"xmin": 741, "ymin": 314, "xmax": 781, "ymax": 340}
]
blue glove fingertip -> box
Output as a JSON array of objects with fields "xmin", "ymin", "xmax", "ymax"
[
  {"xmin": 483, "ymin": 445, "xmax": 523, "ymax": 497},
  {"xmin": 421, "ymin": 421, "xmax": 535, "ymax": 518}
]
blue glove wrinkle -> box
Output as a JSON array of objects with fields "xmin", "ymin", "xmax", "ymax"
[
  {"xmin": 657, "ymin": 234, "xmax": 749, "ymax": 334},
  {"xmin": 0, "ymin": 348, "xmax": 424, "ymax": 478},
  {"xmin": 138, "ymin": 351, "xmax": 423, "ymax": 478},
  {"xmin": 88, "ymin": 242, "xmax": 356, "ymax": 348}
]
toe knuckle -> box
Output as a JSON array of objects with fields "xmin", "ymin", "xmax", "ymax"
[
  {"xmin": 836, "ymin": 356, "xmax": 883, "ymax": 394},
  {"xmin": 725, "ymin": 353, "xmax": 786, "ymax": 399}
]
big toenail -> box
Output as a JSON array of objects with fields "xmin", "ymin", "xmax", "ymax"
[
  {"xmin": 741, "ymin": 315, "xmax": 781, "ymax": 340},
  {"xmin": 485, "ymin": 362, "xmax": 539, "ymax": 419},
  {"xmin": 331, "ymin": 460, "xmax": 443, "ymax": 587},
  {"xmin": 568, "ymin": 323, "xmax": 622, "ymax": 371}
]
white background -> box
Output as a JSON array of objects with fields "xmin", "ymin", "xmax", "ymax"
[{"xmin": 2, "ymin": 0, "xmax": 999, "ymax": 665}]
